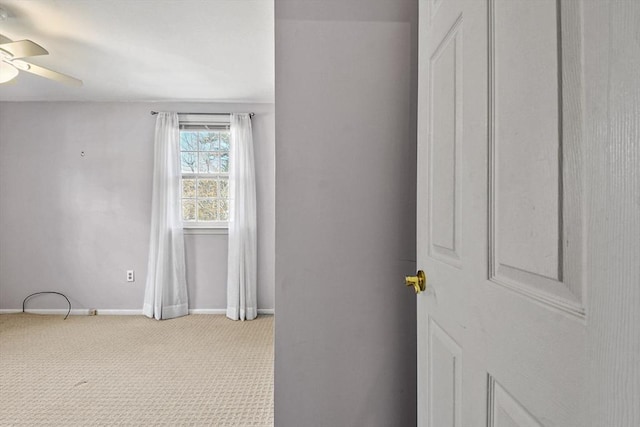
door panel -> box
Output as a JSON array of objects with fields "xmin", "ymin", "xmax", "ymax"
[
  {"xmin": 428, "ymin": 15, "xmax": 462, "ymax": 266},
  {"xmin": 488, "ymin": 378, "xmax": 542, "ymax": 427},
  {"xmin": 428, "ymin": 318, "xmax": 462, "ymax": 427},
  {"xmin": 492, "ymin": 0, "xmax": 561, "ymax": 285},
  {"xmin": 488, "ymin": 0, "xmax": 586, "ymax": 316}
]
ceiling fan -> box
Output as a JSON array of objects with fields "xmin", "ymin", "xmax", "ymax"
[{"xmin": 0, "ymin": 37, "xmax": 83, "ymax": 86}]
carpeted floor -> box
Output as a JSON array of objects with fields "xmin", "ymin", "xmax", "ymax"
[{"xmin": 0, "ymin": 313, "xmax": 273, "ymax": 426}]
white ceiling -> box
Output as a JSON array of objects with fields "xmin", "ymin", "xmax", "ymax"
[{"xmin": 0, "ymin": 0, "xmax": 274, "ymax": 102}]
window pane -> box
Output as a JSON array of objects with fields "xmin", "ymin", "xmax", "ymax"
[
  {"xmin": 219, "ymin": 178, "xmax": 229, "ymax": 198},
  {"xmin": 199, "ymin": 131, "xmax": 219, "ymax": 151},
  {"xmin": 182, "ymin": 199, "xmax": 196, "ymax": 221},
  {"xmin": 182, "ymin": 179, "xmax": 196, "ymax": 198},
  {"xmin": 220, "ymin": 152, "xmax": 229, "ymax": 172},
  {"xmin": 198, "ymin": 179, "xmax": 218, "ymax": 198},
  {"xmin": 219, "ymin": 132, "xmax": 230, "ymax": 150},
  {"xmin": 199, "ymin": 152, "xmax": 219, "ymax": 173},
  {"xmin": 181, "ymin": 152, "xmax": 198, "ymax": 173},
  {"xmin": 218, "ymin": 199, "xmax": 229, "ymax": 221},
  {"xmin": 198, "ymin": 199, "xmax": 217, "ymax": 221},
  {"xmin": 180, "ymin": 132, "xmax": 198, "ymax": 151}
]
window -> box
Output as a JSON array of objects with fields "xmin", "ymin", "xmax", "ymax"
[{"xmin": 179, "ymin": 115, "xmax": 231, "ymax": 228}]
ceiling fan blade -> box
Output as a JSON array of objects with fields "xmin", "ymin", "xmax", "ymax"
[
  {"xmin": 21, "ymin": 62, "xmax": 83, "ymax": 87},
  {"xmin": 0, "ymin": 40, "xmax": 48, "ymax": 59}
]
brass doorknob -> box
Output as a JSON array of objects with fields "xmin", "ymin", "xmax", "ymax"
[{"xmin": 405, "ymin": 270, "xmax": 426, "ymax": 294}]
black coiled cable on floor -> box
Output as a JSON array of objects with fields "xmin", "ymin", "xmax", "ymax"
[{"xmin": 22, "ymin": 292, "xmax": 71, "ymax": 320}]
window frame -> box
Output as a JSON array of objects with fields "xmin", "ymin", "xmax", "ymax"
[{"xmin": 178, "ymin": 114, "xmax": 232, "ymax": 229}]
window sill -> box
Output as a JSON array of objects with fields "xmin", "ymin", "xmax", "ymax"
[{"xmin": 183, "ymin": 227, "xmax": 228, "ymax": 235}]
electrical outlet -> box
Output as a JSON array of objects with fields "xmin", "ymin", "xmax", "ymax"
[{"xmin": 126, "ymin": 270, "xmax": 135, "ymax": 282}]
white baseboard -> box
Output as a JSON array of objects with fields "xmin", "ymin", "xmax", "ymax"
[
  {"xmin": 189, "ymin": 309, "xmax": 227, "ymax": 315},
  {"xmin": 0, "ymin": 309, "xmax": 88, "ymax": 315},
  {"xmin": 1, "ymin": 308, "xmax": 274, "ymax": 316},
  {"xmin": 189, "ymin": 309, "xmax": 274, "ymax": 315},
  {"xmin": 94, "ymin": 309, "xmax": 142, "ymax": 315}
]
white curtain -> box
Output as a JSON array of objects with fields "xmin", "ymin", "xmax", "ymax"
[
  {"xmin": 143, "ymin": 112, "xmax": 189, "ymax": 320},
  {"xmin": 226, "ymin": 113, "xmax": 257, "ymax": 321}
]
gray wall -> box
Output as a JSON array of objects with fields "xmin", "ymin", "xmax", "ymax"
[
  {"xmin": 275, "ymin": 1, "xmax": 417, "ymax": 426},
  {"xmin": 0, "ymin": 101, "xmax": 274, "ymax": 312}
]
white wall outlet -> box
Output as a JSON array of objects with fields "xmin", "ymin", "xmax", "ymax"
[{"xmin": 126, "ymin": 270, "xmax": 135, "ymax": 282}]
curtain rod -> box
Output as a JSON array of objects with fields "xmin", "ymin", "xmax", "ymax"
[{"xmin": 150, "ymin": 111, "xmax": 254, "ymax": 118}]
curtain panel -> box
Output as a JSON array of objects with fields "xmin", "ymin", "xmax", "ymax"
[
  {"xmin": 226, "ymin": 113, "xmax": 257, "ymax": 321},
  {"xmin": 143, "ymin": 112, "xmax": 189, "ymax": 320}
]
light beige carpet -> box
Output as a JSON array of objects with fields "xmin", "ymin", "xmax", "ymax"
[{"xmin": 0, "ymin": 313, "xmax": 273, "ymax": 426}]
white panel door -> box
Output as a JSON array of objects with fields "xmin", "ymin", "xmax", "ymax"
[{"xmin": 416, "ymin": 0, "xmax": 640, "ymax": 426}]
